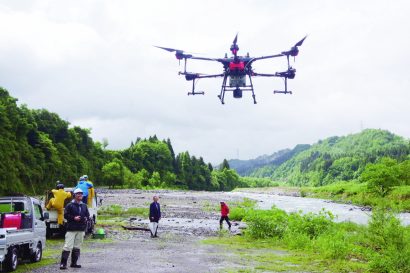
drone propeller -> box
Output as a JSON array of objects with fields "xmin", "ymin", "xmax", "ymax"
[
  {"xmin": 282, "ymin": 35, "xmax": 307, "ymax": 56},
  {"xmin": 233, "ymin": 33, "xmax": 238, "ymax": 46},
  {"xmin": 154, "ymin": 46, "xmax": 182, "ymax": 52},
  {"xmin": 154, "ymin": 46, "xmax": 193, "ymax": 60},
  {"xmin": 281, "ymin": 35, "xmax": 307, "ymax": 65},
  {"xmin": 230, "ymin": 33, "xmax": 239, "ymax": 56},
  {"xmin": 294, "ymin": 35, "xmax": 307, "ymax": 47}
]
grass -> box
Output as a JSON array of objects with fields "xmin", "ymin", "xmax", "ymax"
[
  {"xmin": 204, "ymin": 235, "xmax": 367, "ymax": 272},
  {"xmin": 98, "ymin": 204, "xmax": 149, "ymax": 217},
  {"xmin": 204, "ymin": 205, "xmax": 410, "ymax": 273},
  {"xmin": 301, "ymin": 183, "xmax": 410, "ymax": 212}
]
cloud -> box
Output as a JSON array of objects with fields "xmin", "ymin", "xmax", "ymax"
[{"xmin": 1, "ymin": 0, "xmax": 410, "ymax": 164}]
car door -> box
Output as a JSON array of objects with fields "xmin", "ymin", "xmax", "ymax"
[{"xmin": 33, "ymin": 202, "xmax": 46, "ymax": 241}]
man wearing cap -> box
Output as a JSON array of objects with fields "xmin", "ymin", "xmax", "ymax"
[
  {"xmin": 82, "ymin": 175, "xmax": 95, "ymax": 207},
  {"xmin": 75, "ymin": 176, "xmax": 93, "ymax": 205},
  {"xmin": 59, "ymin": 188, "xmax": 90, "ymax": 270}
]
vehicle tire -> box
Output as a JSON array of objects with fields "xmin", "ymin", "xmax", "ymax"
[
  {"xmin": 5, "ymin": 247, "xmax": 18, "ymax": 271},
  {"xmin": 46, "ymin": 227, "xmax": 52, "ymax": 238},
  {"xmin": 31, "ymin": 242, "xmax": 42, "ymax": 263}
]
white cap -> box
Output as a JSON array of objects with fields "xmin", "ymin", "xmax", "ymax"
[{"xmin": 73, "ymin": 188, "xmax": 83, "ymax": 194}]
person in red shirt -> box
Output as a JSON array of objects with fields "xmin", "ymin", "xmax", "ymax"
[{"xmin": 219, "ymin": 201, "xmax": 232, "ymax": 231}]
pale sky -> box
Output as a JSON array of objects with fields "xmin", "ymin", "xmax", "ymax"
[{"xmin": 1, "ymin": 0, "xmax": 410, "ymax": 164}]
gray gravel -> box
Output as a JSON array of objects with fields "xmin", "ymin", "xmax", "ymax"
[{"xmin": 25, "ymin": 189, "xmax": 248, "ymax": 273}]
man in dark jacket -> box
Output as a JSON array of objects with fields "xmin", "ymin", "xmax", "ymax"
[
  {"xmin": 149, "ymin": 195, "xmax": 161, "ymax": 238},
  {"xmin": 59, "ymin": 188, "xmax": 90, "ymax": 270}
]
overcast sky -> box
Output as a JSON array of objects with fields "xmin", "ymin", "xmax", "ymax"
[{"xmin": 1, "ymin": 1, "xmax": 410, "ymax": 164}]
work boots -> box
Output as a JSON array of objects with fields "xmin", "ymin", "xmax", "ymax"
[
  {"xmin": 59, "ymin": 250, "xmax": 70, "ymax": 270},
  {"xmin": 70, "ymin": 248, "xmax": 81, "ymax": 268}
]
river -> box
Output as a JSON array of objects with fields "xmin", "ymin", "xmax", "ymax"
[{"xmin": 228, "ymin": 191, "xmax": 410, "ymax": 226}]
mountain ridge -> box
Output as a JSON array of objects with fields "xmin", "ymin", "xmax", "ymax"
[{"xmin": 228, "ymin": 129, "xmax": 410, "ymax": 186}]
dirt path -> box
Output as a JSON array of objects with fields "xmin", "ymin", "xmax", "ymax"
[
  {"xmin": 31, "ymin": 233, "xmax": 242, "ymax": 273},
  {"xmin": 28, "ymin": 190, "xmax": 248, "ymax": 273}
]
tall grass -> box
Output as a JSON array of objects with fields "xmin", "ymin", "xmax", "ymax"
[{"xmin": 240, "ymin": 206, "xmax": 410, "ymax": 272}]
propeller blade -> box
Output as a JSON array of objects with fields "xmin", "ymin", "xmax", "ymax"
[
  {"xmin": 294, "ymin": 35, "xmax": 307, "ymax": 47},
  {"xmin": 233, "ymin": 33, "xmax": 238, "ymax": 45},
  {"xmin": 154, "ymin": 46, "xmax": 184, "ymax": 53}
]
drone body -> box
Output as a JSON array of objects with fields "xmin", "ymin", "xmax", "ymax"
[{"xmin": 156, "ymin": 34, "xmax": 306, "ymax": 104}]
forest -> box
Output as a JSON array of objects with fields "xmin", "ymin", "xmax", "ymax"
[
  {"xmin": 0, "ymin": 87, "xmax": 249, "ymax": 195},
  {"xmin": 2, "ymin": 86, "xmax": 410, "ymax": 200}
]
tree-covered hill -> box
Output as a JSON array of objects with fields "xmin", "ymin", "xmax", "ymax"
[
  {"xmin": 253, "ymin": 129, "xmax": 410, "ymax": 186},
  {"xmin": 0, "ymin": 87, "xmax": 243, "ymax": 195},
  {"xmin": 228, "ymin": 144, "xmax": 310, "ymax": 176}
]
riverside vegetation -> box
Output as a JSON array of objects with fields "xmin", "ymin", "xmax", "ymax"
[
  {"xmin": 1, "ymin": 87, "xmax": 271, "ymax": 195},
  {"xmin": 206, "ymin": 199, "xmax": 410, "ymax": 273}
]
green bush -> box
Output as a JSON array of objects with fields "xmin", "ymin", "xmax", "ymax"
[
  {"xmin": 229, "ymin": 198, "xmax": 257, "ymax": 221},
  {"xmin": 229, "ymin": 207, "xmax": 247, "ymax": 221},
  {"xmin": 366, "ymin": 208, "xmax": 410, "ymax": 272},
  {"xmin": 314, "ymin": 229, "xmax": 352, "ymax": 259},
  {"xmin": 287, "ymin": 210, "xmax": 334, "ymax": 239},
  {"xmin": 244, "ymin": 208, "xmax": 288, "ymax": 239}
]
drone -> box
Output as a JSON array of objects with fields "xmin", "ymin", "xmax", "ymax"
[{"xmin": 155, "ymin": 34, "xmax": 306, "ymax": 104}]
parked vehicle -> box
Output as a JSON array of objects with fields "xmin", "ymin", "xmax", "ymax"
[
  {"xmin": 43, "ymin": 188, "xmax": 98, "ymax": 238},
  {"xmin": 0, "ymin": 196, "xmax": 47, "ymax": 272}
]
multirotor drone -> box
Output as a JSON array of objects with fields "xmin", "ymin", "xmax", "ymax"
[{"xmin": 156, "ymin": 34, "xmax": 306, "ymax": 104}]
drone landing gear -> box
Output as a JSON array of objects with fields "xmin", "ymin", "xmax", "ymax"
[
  {"xmin": 274, "ymin": 76, "xmax": 292, "ymax": 95},
  {"xmin": 218, "ymin": 74, "xmax": 256, "ymax": 104},
  {"xmin": 274, "ymin": 90, "xmax": 292, "ymax": 95},
  {"xmin": 188, "ymin": 91, "xmax": 205, "ymax": 95},
  {"xmin": 187, "ymin": 77, "xmax": 205, "ymax": 96}
]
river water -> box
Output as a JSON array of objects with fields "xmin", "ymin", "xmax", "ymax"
[{"xmin": 227, "ymin": 191, "xmax": 410, "ymax": 226}]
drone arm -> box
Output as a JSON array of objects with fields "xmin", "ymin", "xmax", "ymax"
[
  {"xmin": 249, "ymin": 54, "xmax": 284, "ymax": 63},
  {"xmin": 252, "ymin": 72, "xmax": 281, "ymax": 77},
  {"xmin": 179, "ymin": 72, "xmax": 224, "ymax": 78},
  {"xmin": 189, "ymin": 56, "xmax": 222, "ymax": 62},
  {"xmin": 196, "ymin": 73, "xmax": 225, "ymax": 79}
]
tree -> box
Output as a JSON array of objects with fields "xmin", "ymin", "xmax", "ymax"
[
  {"xmin": 221, "ymin": 159, "xmax": 230, "ymax": 170},
  {"xmin": 360, "ymin": 158, "xmax": 400, "ymax": 196},
  {"xmin": 148, "ymin": 171, "xmax": 161, "ymax": 187},
  {"xmin": 102, "ymin": 159, "xmax": 125, "ymax": 188}
]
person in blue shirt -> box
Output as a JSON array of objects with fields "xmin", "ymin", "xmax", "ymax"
[{"xmin": 75, "ymin": 176, "xmax": 93, "ymax": 204}]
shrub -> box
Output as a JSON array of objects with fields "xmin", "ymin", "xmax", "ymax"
[
  {"xmin": 229, "ymin": 207, "xmax": 247, "ymax": 221},
  {"xmin": 230, "ymin": 198, "xmax": 257, "ymax": 221},
  {"xmin": 287, "ymin": 209, "xmax": 334, "ymax": 239},
  {"xmin": 244, "ymin": 208, "xmax": 288, "ymax": 239},
  {"xmin": 314, "ymin": 229, "xmax": 352, "ymax": 259},
  {"xmin": 366, "ymin": 208, "xmax": 410, "ymax": 272}
]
